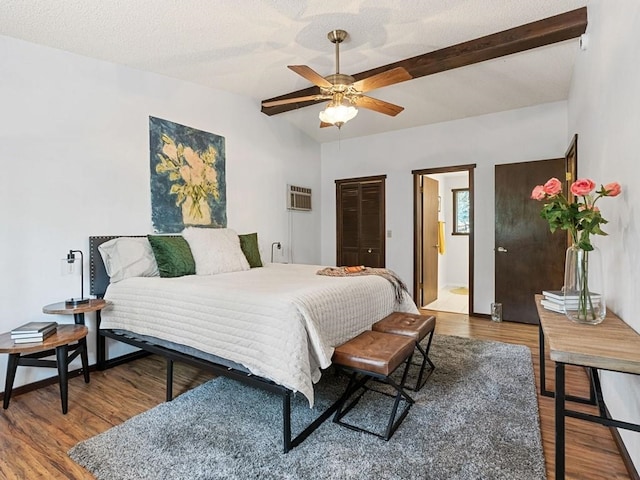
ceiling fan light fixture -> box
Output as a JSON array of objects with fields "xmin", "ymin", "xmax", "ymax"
[{"xmin": 318, "ymin": 96, "xmax": 358, "ymax": 128}]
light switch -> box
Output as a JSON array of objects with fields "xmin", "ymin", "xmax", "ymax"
[{"xmin": 387, "ymin": 230, "xmax": 392, "ymax": 238}]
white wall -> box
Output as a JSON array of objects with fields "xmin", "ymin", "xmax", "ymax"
[
  {"xmin": 0, "ymin": 35, "xmax": 321, "ymax": 389},
  {"xmin": 568, "ymin": 0, "xmax": 640, "ymax": 468},
  {"xmin": 321, "ymin": 102, "xmax": 568, "ymax": 314}
]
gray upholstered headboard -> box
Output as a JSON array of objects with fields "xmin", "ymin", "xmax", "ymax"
[
  {"xmin": 89, "ymin": 236, "xmax": 134, "ymax": 297},
  {"xmin": 89, "ymin": 235, "xmax": 185, "ymax": 296}
]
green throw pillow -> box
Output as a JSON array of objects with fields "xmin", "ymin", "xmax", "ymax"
[
  {"xmin": 239, "ymin": 232, "xmax": 263, "ymax": 268},
  {"xmin": 147, "ymin": 235, "xmax": 196, "ymax": 278}
]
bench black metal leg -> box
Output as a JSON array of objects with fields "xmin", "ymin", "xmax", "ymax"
[
  {"xmin": 3, "ymin": 353, "xmax": 20, "ymax": 409},
  {"xmin": 334, "ymin": 355, "xmax": 415, "ymax": 441},
  {"xmin": 334, "ymin": 373, "xmax": 366, "ymax": 419},
  {"xmin": 413, "ymin": 332, "xmax": 436, "ymax": 391},
  {"xmin": 384, "ymin": 355, "xmax": 415, "ymax": 439},
  {"xmin": 423, "ymin": 331, "xmax": 436, "ymax": 369},
  {"xmin": 56, "ymin": 345, "xmax": 69, "ymax": 414}
]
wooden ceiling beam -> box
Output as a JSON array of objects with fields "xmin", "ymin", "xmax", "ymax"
[{"xmin": 261, "ymin": 7, "xmax": 587, "ymax": 116}]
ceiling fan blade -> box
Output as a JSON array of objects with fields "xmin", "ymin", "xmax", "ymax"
[
  {"xmin": 320, "ymin": 121, "xmax": 333, "ymax": 128},
  {"xmin": 288, "ymin": 65, "xmax": 333, "ymax": 88},
  {"xmin": 352, "ymin": 67, "xmax": 412, "ymax": 93},
  {"xmin": 354, "ymin": 96, "xmax": 404, "ymax": 116},
  {"xmin": 262, "ymin": 95, "xmax": 324, "ymax": 108}
]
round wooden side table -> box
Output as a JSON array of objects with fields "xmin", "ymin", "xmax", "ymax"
[
  {"xmin": 42, "ymin": 298, "xmax": 106, "ymax": 325},
  {"xmin": 0, "ymin": 325, "xmax": 89, "ymax": 414}
]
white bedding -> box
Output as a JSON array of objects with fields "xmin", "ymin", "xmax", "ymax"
[{"xmin": 100, "ymin": 263, "xmax": 418, "ymax": 405}]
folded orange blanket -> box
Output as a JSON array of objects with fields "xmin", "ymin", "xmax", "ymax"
[{"xmin": 344, "ymin": 265, "xmax": 365, "ymax": 273}]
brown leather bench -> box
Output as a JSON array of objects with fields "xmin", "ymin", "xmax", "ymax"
[
  {"xmin": 331, "ymin": 330, "xmax": 415, "ymax": 440},
  {"xmin": 372, "ymin": 312, "xmax": 436, "ymax": 391}
]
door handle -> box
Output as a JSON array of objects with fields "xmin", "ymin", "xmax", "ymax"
[
  {"xmin": 367, "ymin": 248, "xmax": 372, "ymax": 253},
  {"xmin": 497, "ymin": 246, "xmax": 508, "ymax": 253}
]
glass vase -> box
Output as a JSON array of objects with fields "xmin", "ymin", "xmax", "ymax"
[{"xmin": 563, "ymin": 245, "xmax": 606, "ymax": 324}]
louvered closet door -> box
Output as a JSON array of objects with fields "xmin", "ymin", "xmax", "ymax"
[
  {"xmin": 338, "ymin": 184, "xmax": 360, "ymax": 266},
  {"xmin": 336, "ymin": 176, "xmax": 386, "ymax": 268},
  {"xmin": 359, "ymin": 181, "xmax": 384, "ymax": 267}
]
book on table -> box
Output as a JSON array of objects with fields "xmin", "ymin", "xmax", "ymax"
[
  {"xmin": 542, "ymin": 290, "xmax": 601, "ymax": 302},
  {"xmin": 12, "ymin": 329, "xmax": 57, "ymax": 344},
  {"xmin": 541, "ymin": 290, "xmax": 602, "ymax": 313},
  {"xmin": 11, "ymin": 326, "xmax": 57, "ymax": 338},
  {"xmin": 11, "ymin": 321, "xmax": 58, "ymax": 335},
  {"xmin": 542, "ymin": 296, "xmax": 602, "ymax": 309},
  {"xmin": 11, "ymin": 322, "xmax": 57, "ymax": 344},
  {"xmin": 540, "ymin": 299, "xmax": 566, "ymax": 314}
]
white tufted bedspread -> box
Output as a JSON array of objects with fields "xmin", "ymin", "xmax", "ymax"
[{"xmin": 100, "ymin": 263, "xmax": 418, "ymax": 406}]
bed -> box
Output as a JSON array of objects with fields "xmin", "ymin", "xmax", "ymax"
[{"xmin": 89, "ymin": 234, "xmax": 418, "ymax": 451}]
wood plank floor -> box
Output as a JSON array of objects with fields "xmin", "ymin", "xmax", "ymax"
[{"xmin": 0, "ymin": 312, "xmax": 632, "ymax": 479}]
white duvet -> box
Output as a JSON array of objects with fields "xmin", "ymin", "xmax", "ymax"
[{"xmin": 101, "ymin": 263, "xmax": 418, "ymax": 405}]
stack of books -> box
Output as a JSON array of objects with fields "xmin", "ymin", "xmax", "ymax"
[
  {"xmin": 11, "ymin": 321, "xmax": 58, "ymax": 344},
  {"xmin": 541, "ymin": 290, "xmax": 601, "ymax": 314}
]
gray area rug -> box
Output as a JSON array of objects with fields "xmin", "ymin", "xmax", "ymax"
[{"xmin": 69, "ymin": 335, "xmax": 545, "ymax": 479}]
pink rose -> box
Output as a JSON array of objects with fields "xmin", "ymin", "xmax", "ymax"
[
  {"xmin": 570, "ymin": 178, "xmax": 596, "ymax": 196},
  {"xmin": 542, "ymin": 177, "xmax": 562, "ymax": 196},
  {"xmin": 531, "ymin": 185, "xmax": 546, "ymax": 200},
  {"xmin": 604, "ymin": 182, "xmax": 621, "ymax": 197}
]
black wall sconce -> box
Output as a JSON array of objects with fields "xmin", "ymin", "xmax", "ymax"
[{"xmin": 271, "ymin": 242, "xmax": 281, "ymax": 263}]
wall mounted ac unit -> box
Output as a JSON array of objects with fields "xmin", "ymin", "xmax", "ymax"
[{"xmin": 287, "ymin": 184, "xmax": 312, "ymax": 211}]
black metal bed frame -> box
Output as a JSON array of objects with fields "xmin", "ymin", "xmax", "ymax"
[{"xmin": 89, "ymin": 235, "xmax": 338, "ymax": 453}]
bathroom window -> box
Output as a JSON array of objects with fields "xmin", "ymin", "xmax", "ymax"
[{"xmin": 453, "ymin": 188, "xmax": 470, "ymax": 235}]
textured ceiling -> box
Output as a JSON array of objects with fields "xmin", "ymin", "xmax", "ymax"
[{"xmin": 0, "ymin": 0, "xmax": 589, "ymax": 142}]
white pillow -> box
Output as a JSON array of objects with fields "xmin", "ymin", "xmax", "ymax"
[
  {"xmin": 98, "ymin": 237, "xmax": 159, "ymax": 283},
  {"xmin": 182, "ymin": 227, "xmax": 250, "ymax": 275}
]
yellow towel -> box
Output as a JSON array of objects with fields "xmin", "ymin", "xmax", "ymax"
[{"xmin": 438, "ymin": 221, "xmax": 446, "ymax": 255}]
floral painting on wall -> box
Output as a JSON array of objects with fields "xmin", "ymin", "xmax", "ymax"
[{"xmin": 149, "ymin": 117, "xmax": 226, "ymax": 233}]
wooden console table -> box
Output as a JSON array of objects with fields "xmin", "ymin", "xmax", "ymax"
[{"xmin": 535, "ymin": 295, "xmax": 640, "ymax": 480}]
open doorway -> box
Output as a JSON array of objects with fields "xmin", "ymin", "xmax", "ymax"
[{"xmin": 413, "ymin": 165, "xmax": 475, "ymax": 315}]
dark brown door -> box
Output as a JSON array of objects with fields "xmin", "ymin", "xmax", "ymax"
[
  {"xmin": 336, "ymin": 176, "xmax": 385, "ymax": 267},
  {"xmin": 495, "ymin": 159, "xmax": 567, "ymax": 323}
]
